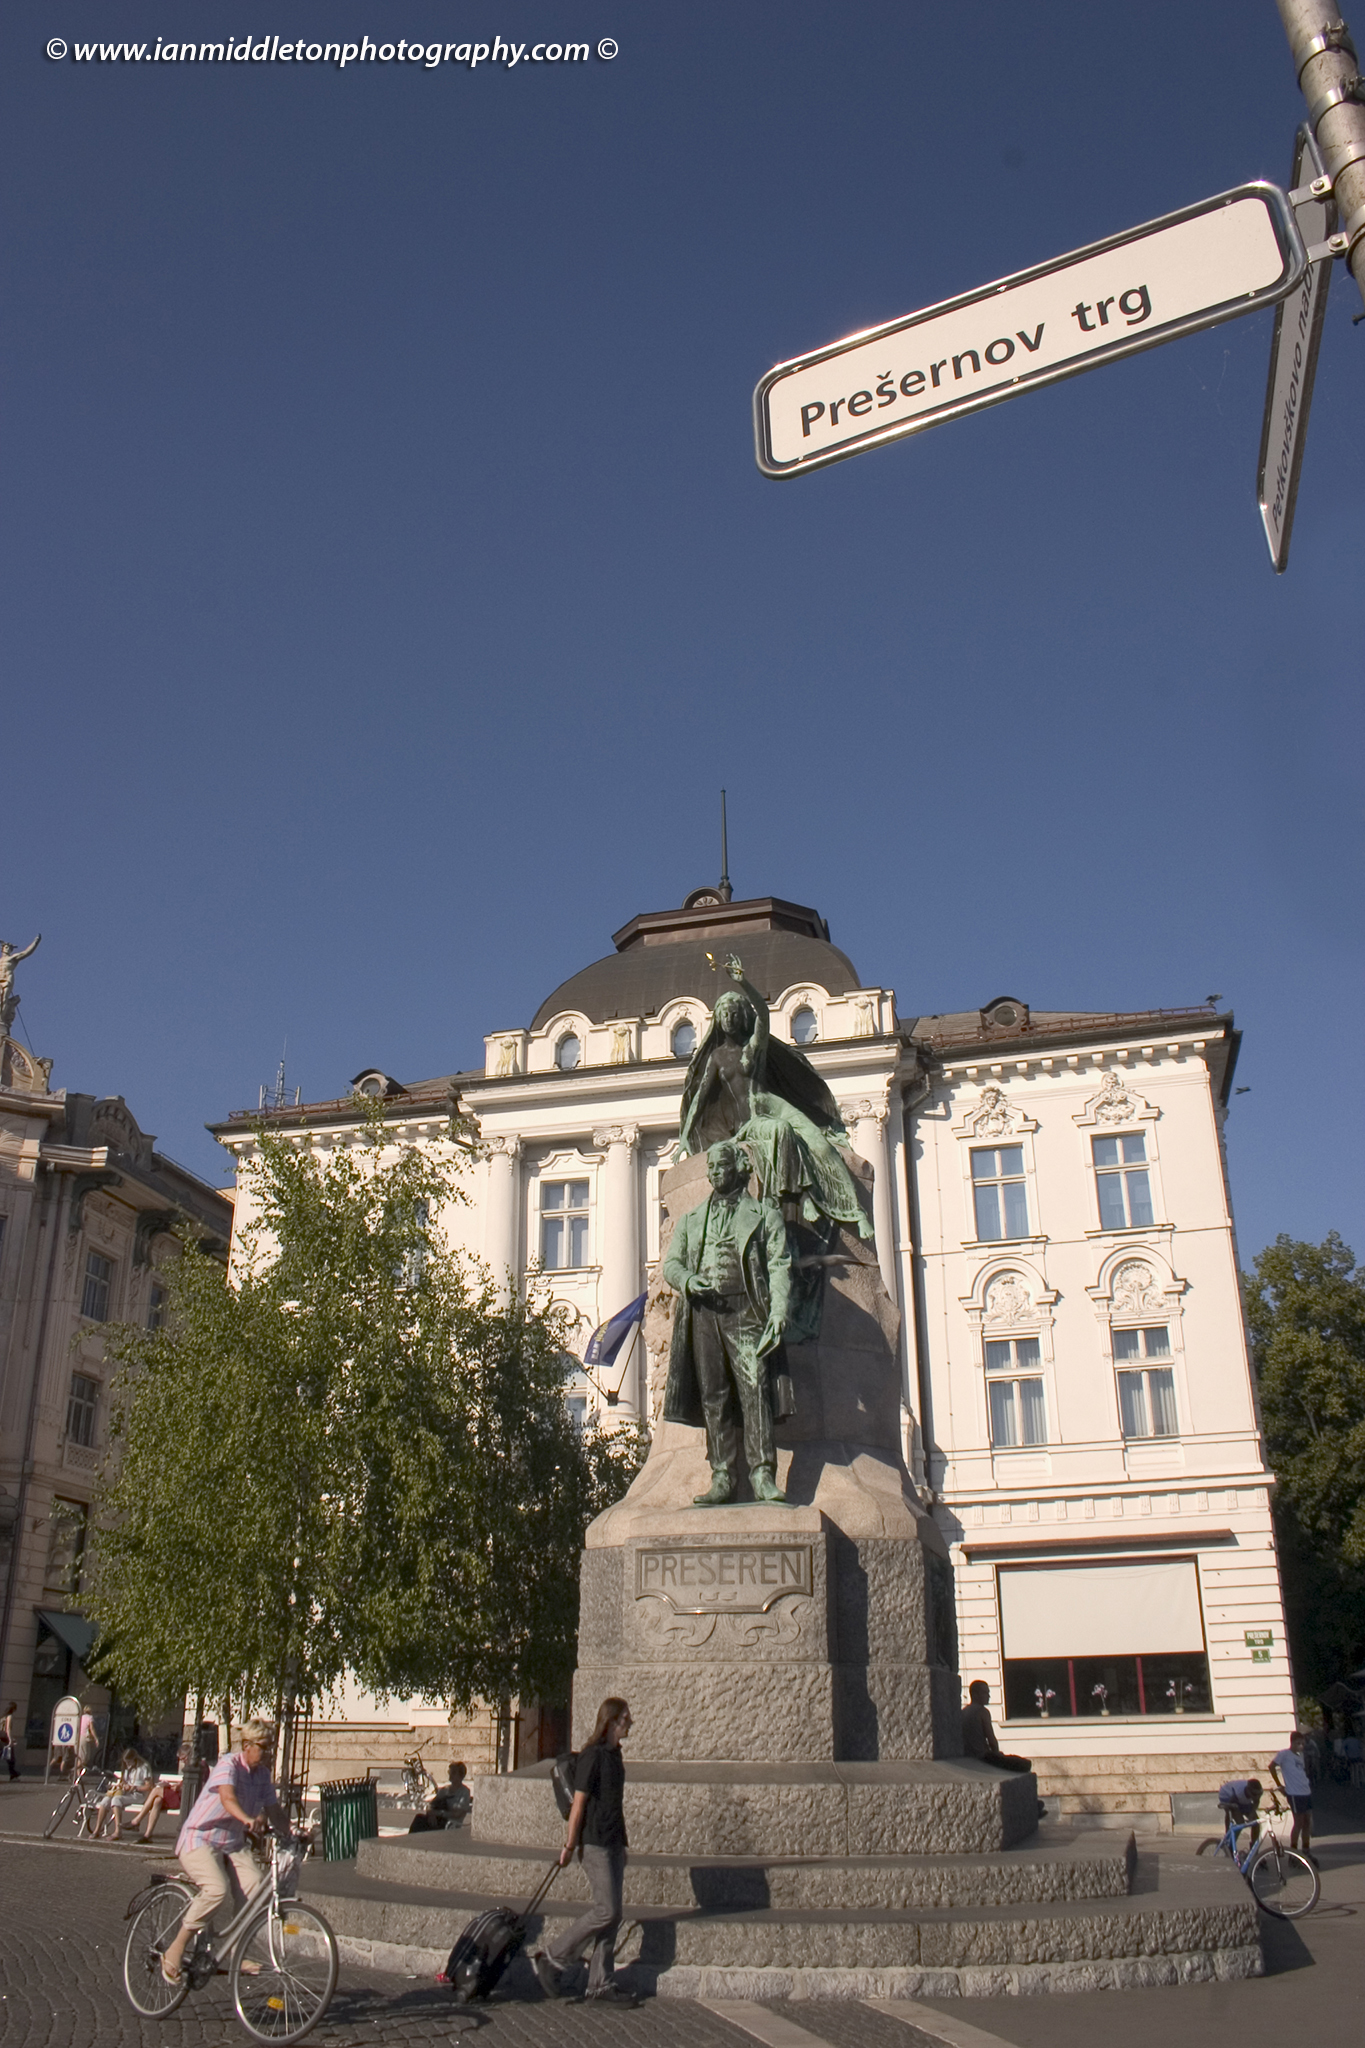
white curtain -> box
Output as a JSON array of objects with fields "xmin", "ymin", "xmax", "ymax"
[{"xmin": 999, "ymin": 1560, "xmax": 1205, "ymax": 1658}]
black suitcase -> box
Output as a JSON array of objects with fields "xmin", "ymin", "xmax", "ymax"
[{"xmin": 440, "ymin": 1859, "xmax": 560, "ymax": 2003}]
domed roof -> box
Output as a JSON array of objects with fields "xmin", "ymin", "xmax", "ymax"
[{"xmin": 531, "ymin": 894, "xmax": 862, "ymax": 1030}]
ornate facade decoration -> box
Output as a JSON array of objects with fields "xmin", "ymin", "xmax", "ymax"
[
  {"xmin": 494, "ymin": 1036, "xmax": 520, "ymax": 1076},
  {"xmin": 1074, "ymin": 1068, "xmax": 1158, "ymax": 1128},
  {"xmin": 609, "ymin": 1024, "xmax": 633, "ymax": 1065},
  {"xmin": 1111, "ymin": 1259, "xmax": 1166, "ymax": 1317},
  {"xmin": 983, "ymin": 1271, "xmax": 1033, "ymax": 1327},
  {"xmin": 952, "ymin": 1083, "xmax": 1038, "ymax": 1141}
]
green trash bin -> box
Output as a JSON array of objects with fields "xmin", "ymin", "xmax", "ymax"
[{"xmin": 318, "ymin": 1775, "xmax": 379, "ymax": 1860}]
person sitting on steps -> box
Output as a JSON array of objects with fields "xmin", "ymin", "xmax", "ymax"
[{"xmin": 961, "ymin": 1681, "xmax": 1033, "ymax": 1773}]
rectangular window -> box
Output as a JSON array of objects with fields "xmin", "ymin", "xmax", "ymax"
[
  {"xmin": 541, "ymin": 1180, "xmax": 590, "ymax": 1270},
  {"xmin": 970, "ymin": 1146, "xmax": 1029, "ymax": 1240},
  {"xmin": 66, "ymin": 1373, "xmax": 100, "ymax": 1448},
  {"xmin": 998, "ymin": 1559, "xmax": 1211, "ymax": 1719},
  {"xmin": 1093, "ymin": 1132, "xmax": 1154, "ymax": 1229},
  {"xmin": 566, "ymin": 1395, "xmax": 589, "ymax": 1433},
  {"xmin": 985, "ymin": 1335, "xmax": 1046, "ymax": 1447},
  {"xmin": 45, "ymin": 1498, "xmax": 88, "ymax": 1597},
  {"xmin": 81, "ymin": 1251, "xmax": 113, "ymax": 1321},
  {"xmin": 147, "ymin": 1284, "xmax": 166, "ymax": 1330},
  {"xmin": 1118, "ymin": 1364, "xmax": 1178, "ymax": 1438}
]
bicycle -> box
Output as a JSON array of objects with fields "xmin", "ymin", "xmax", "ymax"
[
  {"xmin": 122, "ymin": 1832, "xmax": 338, "ymax": 2043},
  {"xmin": 43, "ymin": 1766, "xmax": 118, "ymax": 1840},
  {"xmin": 1197, "ymin": 1792, "xmax": 1320, "ymax": 1919},
  {"xmin": 400, "ymin": 1750, "xmax": 436, "ymax": 1806}
]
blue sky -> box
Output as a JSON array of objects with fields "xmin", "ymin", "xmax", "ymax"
[{"xmin": 3, "ymin": 0, "xmax": 1362, "ymax": 1261}]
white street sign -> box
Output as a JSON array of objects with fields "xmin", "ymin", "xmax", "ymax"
[
  {"xmin": 1257, "ymin": 130, "xmax": 1335, "ymax": 572},
  {"xmin": 755, "ymin": 184, "xmax": 1306, "ymax": 478},
  {"xmin": 51, "ymin": 1694, "xmax": 81, "ymax": 1750}
]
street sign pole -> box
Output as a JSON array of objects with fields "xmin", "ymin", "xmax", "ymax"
[
  {"xmin": 1257, "ymin": 127, "xmax": 1337, "ymax": 570},
  {"xmin": 1275, "ymin": 0, "xmax": 1365, "ymax": 312},
  {"xmin": 755, "ymin": 184, "xmax": 1307, "ymax": 478}
]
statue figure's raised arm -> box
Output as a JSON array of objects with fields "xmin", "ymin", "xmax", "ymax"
[{"xmin": 724, "ymin": 954, "xmax": 768, "ymax": 1078}]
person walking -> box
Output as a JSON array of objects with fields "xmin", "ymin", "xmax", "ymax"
[
  {"xmin": 159, "ymin": 1719, "xmax": 287, "ymax": 1985},
  {"xmin": 1, "ymin": 1702, "xmax": 21, "ymax": 1781},
  {"xmin": 1269, "ymin": 1731, "xmax": 1315, "ymax": 1860},
  {"xmin": 530, "ymin": 1699, "xmax": 638, "ymax": 2007}
]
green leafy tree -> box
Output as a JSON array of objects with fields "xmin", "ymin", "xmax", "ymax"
[
  {"xmin": 1245, "ymin": 1232, "xmax": 1365, "ymax": 1695},
  {"xmin": 86, "ymin": 1112, "xmax": 643, "ymax": 1730}
]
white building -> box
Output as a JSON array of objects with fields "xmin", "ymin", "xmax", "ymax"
[{"xmin": 215, "ymin": 886, "xmax": 1294, "ymax": 1817}]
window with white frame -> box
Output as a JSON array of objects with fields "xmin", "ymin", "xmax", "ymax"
[
  {"xmin": 1115, "ymin": 1326, "xmax": 1177, "ymax": 1437},
  {"xmin": 566, "ymin": 1394, "xmax": 589, "ymax": 1433},
  {"xmin": 555, "ymin": 1033, "xmax": 581, "ymax": 1071},
  {"xmin": 791, "ymin": 1006, "xmax": 818, "ymax": 1046},
  {"xmin": 971, "ymin": 1146, "xmax": 1029, "ymax": 1240},
  {"xmin": 1093, "ymin": 1132, "xmax": 1154, "ymax": 1229},
  {"xmin": 671, "ymin": 1020, "xmax": 697, "ymax": 1059},
  {"xmin": 66, "ymin": 1372, "xmax": 100, "ymax": 1448},
  {"xmin": 81, "ymin": 1251, "xmax": 113, "ymax": 1321},
  {"xmin": 985, "ymin": 1336, "xmax": 1047, "ymax": 1446},
  {"xmin": 541, "ymin": 1180, "xmax": 590, "ymax": 1269}
]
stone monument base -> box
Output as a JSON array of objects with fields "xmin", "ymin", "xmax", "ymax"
[{"xmin": 474, "ymin": 1755, "xmax": 1038, "ymax": 1856}]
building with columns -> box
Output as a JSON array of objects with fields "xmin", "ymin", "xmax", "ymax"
[{"xmin": 215, "ymin": 884, "xmax": 1294, "ymax": 1820}]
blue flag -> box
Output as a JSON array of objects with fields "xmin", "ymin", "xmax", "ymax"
[{"xmin": 584, "ymin": 1292, "xmax": 646, "ymax": 1367}]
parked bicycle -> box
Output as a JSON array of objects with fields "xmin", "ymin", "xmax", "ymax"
[
  {"xmin": 399, "ymin": 1750, "xmax": 436, "ymax": 1806},
  {"xmin": 1198, "ymin": 1792, "xmax": 1319, "ymax": 1918},
  {"xmin": 122, "ymin": 1832, "xmax": 337, "ymax": 2044},
  {"xmin": 43, "ymin": 1765, "xmax": 118, "ymax": 1840}
]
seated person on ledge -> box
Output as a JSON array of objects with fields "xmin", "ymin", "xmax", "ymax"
[
  {"xmin": 409, "ymin": 1762, "xmax": 473, "ymax": 1832},
  {"xmin": 1218, "ymin": 1775, "xmax": 1263, "ymax": 1851},
  {"xmin": 961, "ymin": 1681, "xmax": 1032, "ymax": 1772}
]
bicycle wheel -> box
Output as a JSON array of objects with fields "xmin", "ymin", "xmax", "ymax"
[
  {"xmin": 43, "ymin": 1786, "xmax": 76, "ymax": 1838},
  {"xmin": 122, "ymin": 1884, "xmax": 195, "ymax": 2017},
  {"xmin": 1249, "ymin": 1844, "xmax": 1320, "ymax": 1918},
  {"xmin": 231, "ymin": 1901, "xmax": 338, "ymax": 2044}
]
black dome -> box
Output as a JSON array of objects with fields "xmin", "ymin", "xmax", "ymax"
[{"xmin": 531, "ymin": 895, "xmax": 862, "ymax": 1030}]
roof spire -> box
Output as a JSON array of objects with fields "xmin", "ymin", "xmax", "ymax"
[{"xmin": 718, "ymin": 789, "xmax": 732, "ymax": 902}]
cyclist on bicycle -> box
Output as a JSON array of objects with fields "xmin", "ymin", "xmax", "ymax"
[
  {"xmin": 1217, "ymin": 1775, "xmax": 1263, "ymax": 1851},
  {"xmin": 159, "ymin": 1719, "xmax": 287, "ymax": 1986}
]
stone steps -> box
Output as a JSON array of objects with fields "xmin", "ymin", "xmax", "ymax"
[
  {"xmin": 300, "ymin": 1840, "xmax": 1261, "ymax": 1998},
  {"xmin": 355, "ymin": 1826, "xmax": 1136, "ymax": 1911}
]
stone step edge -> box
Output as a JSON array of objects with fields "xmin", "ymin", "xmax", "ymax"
[
  {"xmin": 330, "ymin": 1934, "xmax": 1262, "ymax": 1999},
  {"xmin": 372, "ymin": 1835, "xmax": 1134, "ymax": 1873}
]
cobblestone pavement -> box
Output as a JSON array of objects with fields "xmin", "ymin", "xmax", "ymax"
[{"xmin": 4, "ymin": 1790, "xmax": 1365, "ymax": 2048}]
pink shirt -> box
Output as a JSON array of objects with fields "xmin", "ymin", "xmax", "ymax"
[{"xmin": 177, "ymin": 1752, "xmax": 277, "ymax": 1857}]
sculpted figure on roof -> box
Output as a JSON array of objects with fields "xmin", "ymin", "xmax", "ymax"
[{"xmin": 677, "ymin": 954, "xmax": 873, "ymax": 1245}]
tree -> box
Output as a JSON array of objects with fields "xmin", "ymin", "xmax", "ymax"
[
  {"xmin": 85, "ymin": 1112, "xmax": 644, "ymax": 1735},
  {"xmin": 1245, "ymin": 1232, "xmax": 1365, "ymax": 1696}
]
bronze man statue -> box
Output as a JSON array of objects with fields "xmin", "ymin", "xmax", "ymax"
[{"xmin": 662, "ymin": 1140, "xmax": 793, "ymax": 1506}]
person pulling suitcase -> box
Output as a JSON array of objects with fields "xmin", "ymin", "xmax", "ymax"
[{"xmin": 530, "ymin": 1697, "xmax": 638, "ymax": 2007}]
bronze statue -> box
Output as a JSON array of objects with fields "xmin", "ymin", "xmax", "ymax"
[
  {"xmin": 677, "ymin": 954, "xmax": 872, "ymax": 1243},
  {"xmin": 662, "ymin": 1140, "xmax": 793, "ymax": 1506}
]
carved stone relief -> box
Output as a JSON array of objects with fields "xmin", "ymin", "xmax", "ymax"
[
  {"xmin": 1111, "ymin": 1260, "xmax": 1165, "ymax": 1316},
  {"xmin": 983, "ymin": 1271, "xmax": 1032, "ymax": 1326},
  {"xmin": 494, "ymin": 1037, "xmax": 520, "ymax": 1077},
  {"xmin": 1076, "ymin": 1069, "xmax": 1156, "ymax": 1127}
]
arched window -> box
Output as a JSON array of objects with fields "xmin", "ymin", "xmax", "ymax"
[
  {"xmin": 791, "ymin": 1006, "xmax": 818, "ymax": 1046},
  {"xmin": 556, "ymin": 1033, "xmax": 581, "ymax": 1072},
  {"xmin": 671, "ymin": 1020, "xmax": 696, "ymax": 1059}
]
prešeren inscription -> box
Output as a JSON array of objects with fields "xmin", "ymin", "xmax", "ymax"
[{"xmin": 635, "ymin": 1542, "xmax": 813, "ymax": 1614}]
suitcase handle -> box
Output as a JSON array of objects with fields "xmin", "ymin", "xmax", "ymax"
[{"xmin": 521, "ymin": 1858, "xmax": 562, "ymax": 1919}]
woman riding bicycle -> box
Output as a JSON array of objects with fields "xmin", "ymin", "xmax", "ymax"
[{"xmin": 159, "ymin": 1720, "xmax": 288, "ymax": 1986}]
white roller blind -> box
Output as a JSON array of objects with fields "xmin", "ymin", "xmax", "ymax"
[{"xmin": 998, "ymin": 1561, "xmax": 1204, "ymax": 1658}]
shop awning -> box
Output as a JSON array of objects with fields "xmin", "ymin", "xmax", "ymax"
[{"xmin": 36, "ymin": 1609, "xmax": 98, "ymax": 1666}]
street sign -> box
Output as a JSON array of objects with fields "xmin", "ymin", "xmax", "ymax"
[
  {"xmin": 1244, "ymin": 1629, "xmax": 1273, "ymax": 1646},
  {"xmin": 1257, "ymin": 129, "xmax": 1336, "ymax": 572},
  {"xmin": 50, "ymin": 1694, "xmax": 80, "ymax": 1750},
  {"xmin": 754, "ymin": 184, "xmax": 1307, "ymax": 478}
]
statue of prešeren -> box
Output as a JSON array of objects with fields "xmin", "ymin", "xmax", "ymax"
[{"xmin": 662, "ymin": 1140, "xmax": 793, "ymax": 1506}]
